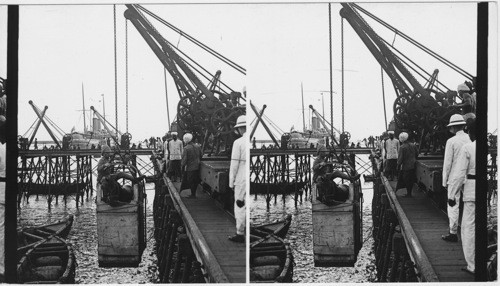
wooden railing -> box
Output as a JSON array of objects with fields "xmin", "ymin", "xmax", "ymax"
[
  {"xmin": 151, "ymin": 152, "xmax": 229, "ymax": 283},
  {"xmin": 372, "ymin": 151, "xmax": 439, "ymax": 282}
]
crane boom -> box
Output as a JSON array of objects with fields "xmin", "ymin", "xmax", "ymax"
[
  {"xmin": 124, "ymin": 5, "xmax": 244, "ymax": 154},
  {"xmin": 28, "ymin": 101, "xmax": 62, "ymax": 148},
  {"xmin": 28, "ymin": 105, "xmax": 48, "ymax": 148},
  {"xmin": 249, "ymin": 104, "xmax": 267, "ymax": 140},
  {"xmin": 250, "ymin": 101, "xmax": 280, "ymax": 147},
  {"xmin": 90, "ymin": 106, "xmax": 121, "ymax": 140},
  {"xmin": 340, "ymin": 4, "xmax": 428, "ymax": 98},
  {"xmin": 339, "ymin": 3, "xmax": 473, "ymax": 150},
  {"xmin": 309, "ymin": 105, "xmax": 342, "ymax": 135}
]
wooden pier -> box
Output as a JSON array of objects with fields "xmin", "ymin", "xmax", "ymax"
[
  {"xmin": 387, "ymin": 179, "xmax": 474, "ymax": 281},
  {"xmin": 372, "ymin": 155, "xmax": 475, "ymax": 282},
  {"xmin": 250, "ymin": 147, "xmax": 372, "ymax": 156},
  {"xmin": 17, "ymin": 149, "xmax": 157, "ymax": 207},
  {"xmin": 250, "ymin": 147, "xmax": 373, "ymax": 207},
  {"xmin": 151, "ymin": 154, "xmax": 245, "ymax": 283}
]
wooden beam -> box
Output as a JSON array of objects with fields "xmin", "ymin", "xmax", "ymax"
[
  {"xmin": 381, "ymin": 173, "xmax": 439, "ymax": 282},
  {"xmin": 151, "ymin": 155, "xmax": 229, "ymax": 283}
]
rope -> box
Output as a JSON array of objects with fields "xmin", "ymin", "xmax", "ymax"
[
  {"xmin": 113, "ymin": 5, "xmax": 119, "ymax": 134},
  {"xmin": 262, "ymin": 113, "xmax": 284, "ymax": 135},
  {"xmin": 382, "ymin": 38, "xmax": 449, "ymax": 93},
  {"xmin": 381, "ymin": 67, "xmax": 388, "ymax": 130},
  {"xmin": 31, "ymin": 102, "xmax": 65, "ymax": 137},
  {"xmin": 125, "ymin": 19, "xmax": 129, "ymax": 133},
  {"xmin": 136, "ymin": 5, "xmax": 246, "ymax": 75},
  {"xmin": 329, "ymin": 3, "xmax": 334, "ymax": 139},
  {"xmin": 164, "ymin": 37, "xmax": 234, "ymax": 94},
  {"xmin": 341, "ymin": 17, "xmax": 345, "ymax": 133},
  {"xmin": 164, "ymin": 68, "xmax": 171, "ymax": 129},
  {"xmin": 22, "ymin": 118, "xmax": 39, "ymax": 138},
  {"xmin": 352, "ymin": 3, "xmax": 473, "ymax": 80}
]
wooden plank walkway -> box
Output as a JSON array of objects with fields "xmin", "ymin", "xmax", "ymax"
[
  {"xmin": 170, "ymin": 181, "xmax": 246, "ymax": 283},
  {"xmin": 387, "ymin": 179, "xmax": 474, "ymax": 282}
]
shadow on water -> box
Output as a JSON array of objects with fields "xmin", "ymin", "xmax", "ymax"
[
  {"xmin": 250, "ymin": 179, "xmax": 377, "ymax": 283},
  {"xmin": 17, "ymin": 184, "xmax": 159, "ymax": 283}
]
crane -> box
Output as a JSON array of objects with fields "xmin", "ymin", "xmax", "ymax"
[
  {"xmin": 25, "ymin": 101, "xmax": 63, "ymax": 149},
  {"xmin": 340, "ymin": 3, "xmax": 474, "ymax": 149},
  {"xmin": 124, "ymin": 5, "xmax": 245, "ymax": 155}
]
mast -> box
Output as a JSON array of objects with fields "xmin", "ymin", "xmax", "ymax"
[
  {"xmin": 301, "ymin": 82, "xmax": 305, "ymax": 132},
  {"xmin": 322, "ymin": 93, "xmax": 325, "ymax": 119},
  {"xmin": 101, "ymin": 94, "xmax": 106, "ymax": 122},
  {"xmin": 82, "ymin": 83, "xmax": 87, "ymax": 133}
]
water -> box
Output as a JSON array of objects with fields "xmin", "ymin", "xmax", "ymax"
[
  {"xmin": 250, "ymin": 179, "xmax": 377, "ymax": 283},
  {"xmin": 17, "ymin": 185, "xmax": 159, "ymax": 284}
]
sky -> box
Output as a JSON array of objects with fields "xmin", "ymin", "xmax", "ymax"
[
  {"xmin": 247, "ymin": 2, "xmax": 497, "ymax": 142},
  {"xmin": 16, "ymin": 4, "xmax": 249, "ymax": 143},
  {"xmin": 8, "ymin": 2, "xmax": 500, "ymax": 143}
]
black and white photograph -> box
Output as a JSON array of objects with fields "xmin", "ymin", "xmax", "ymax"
[
  {"xmin": 249, "ymin": 2, "xmax": 497, "ymax": 283},
  {"xmin": 0, "ymin": 5, "xmax": 7, "ymax": 283},
  {"xmin": 15, "ymin": 4, "xmax": 246, "ymax": 283},
  {"xmin": 1, "ymin": 1, "xmax": 498, "ymax": 284}
]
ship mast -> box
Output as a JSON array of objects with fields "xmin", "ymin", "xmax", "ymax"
[
  {"xmin": 81, "ymin": 83, "xmax": 87, "ymax": 133},
  {"xmin": 301, "ymin": 82, "xmax": 305, "ymax": 132}
]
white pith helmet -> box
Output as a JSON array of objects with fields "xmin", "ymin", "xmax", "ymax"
[
  {"xmin": 447, "ymin": 114, "xmax": 466, "ymax": 127},
  {"xmin": 234, "ymin": 115, "xmax": 246, "ymax": 128}
]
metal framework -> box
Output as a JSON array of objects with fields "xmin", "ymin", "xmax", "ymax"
[
  {"xmin": 340, "ymin": 3, "xmax": 473, "ymax": 150},
  {"xmin": 250, "ymin": 153, "xmax": 311, "ymax": 207},
  {"xmin": 124, "ymin": 4, "xmax": 244, "ymax": 155},
  {"xmin": 18, "ymin": 154, "xmax": 93, "ymax": 208}
]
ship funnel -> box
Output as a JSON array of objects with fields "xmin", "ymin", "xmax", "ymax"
[
  {"xmin": 312, "ymin": 116, "xmax": 320, "ymax": 131},
  {"xmin": 93, "ymin": 117, "xmax": 101, "ymax": 133}
]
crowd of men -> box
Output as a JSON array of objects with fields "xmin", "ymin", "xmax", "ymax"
[
  {"xmin": 95, "ymin": 116, "xmax": 247, "ymax": 243},
  {"xmin": 159, "ymin": 116, "xmax": 247, "ymax": 243}
]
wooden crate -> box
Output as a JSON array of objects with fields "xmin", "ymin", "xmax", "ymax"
[
  {"xmin": 96, "ymin": 184, "xmax": 145, "ymax": 267},
  {"xmin": 415, "ymin": 159, "xmax": 446, "ymax": 209},
  {"xmin": 312, "ymin": 183, "xmax": 361, "ymax": 267}
]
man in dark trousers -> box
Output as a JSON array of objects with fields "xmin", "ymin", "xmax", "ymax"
[
  {"xmin": 396, "ymin": 132, "xmax": 418, "ymax": 197},
  {"xmin": 384, "ymin": 131, "xmax": 400, "ymax": 180},
  {"xmin": 180, "ymin": 133, "xmax": 201, "ymax": 198},
  {"xmin": 168, "ymin": 132, "xmax": 183, "ymax": 182}
]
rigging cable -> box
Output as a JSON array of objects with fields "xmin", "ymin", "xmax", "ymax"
[
  {"xmin": 133, "ymin": 6, "xmax": 234, "ymax": 94},
  {"xmin": 22, "ymin": 118, "xmax": 39, "ymax": 138},
  {"xmin": 164, "ymin": 68, "xmax": 171, "ymax": 129},
  {"xmin": 352, "ymin": 3, "xmax": 473, "ymax": 80},
  {"xmin": 113, "ymin": 5, "xmax": 119, "ymax": 135},
  {"xmin": 329, "ymin": 3, "xmax": 334, "ymax": 139},
  {"xmin": 31, "ymin": 103, "xmax": 66, "ymax": 138},
  {"xmin": 165, "ymin": 37, "xmax": 234, "ymax": 94},
  {"xmin": 136, "ymin": 5, "xmax": 246, "ymax": 75},
  {"xmin": 381, "ymin": 67, "xmax": 388, "ymax": 130},
  {"xmin": 381, "ymin": 36, "xmax": 450, "ymax": 93},
  {"xmin": 125, "ymin": 18, "xmax": 129, "ymax": 133},
  {"xmin": 341, "ymin": 16, "xmax": 345, "ymax": 133}
]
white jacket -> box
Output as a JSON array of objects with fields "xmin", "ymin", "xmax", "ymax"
[
  {"xmin": 229, "ymin": 132, "xmax": 246, "ymax": 201},
  {"xmin": 448, "ymin": 141, "xmax": 475, "ymax": 202},
  {"xmin": 442, "ymin": 130, "xmax": 471, "ymax": 187},
  {"xmin": 168, "ymin": 139, "xmax": 183, "ymax": 160},
  {"xmin": 384, "ymin": 138, "xmax": 400, "ymax": 159}
]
